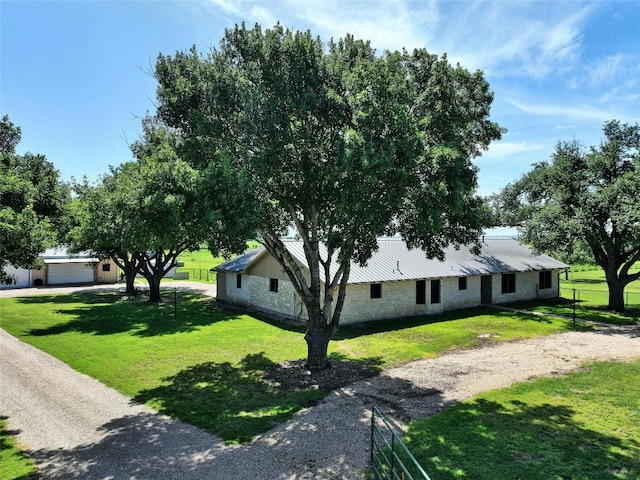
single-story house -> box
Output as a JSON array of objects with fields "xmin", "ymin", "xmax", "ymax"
[
  {"xmin": 0, "ymin": 247, "xmax": 119, "ymax": 288},
  {"xmin": 214, "ymin": 237, "xmax": 569, "ymax": 325}
]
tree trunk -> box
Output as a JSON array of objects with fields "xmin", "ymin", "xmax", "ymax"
[
  {"xmin": 125, "ymin": 274, "xmax": 136, "ymax": 296},
  {"xmin": 304, "ymin": 319, "xmax": 333, "ymax": 371},
  {"xmin": 606, "ymin": 276, "xmax": 626, "ymax": 311},
  {"xmin": 147, "ymin": 274, "xmax": 162, "ymax": 303}
]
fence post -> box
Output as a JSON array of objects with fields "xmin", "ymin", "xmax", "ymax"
[{"xmin": 572, "ymin": 288, "xmax": 576, "ymax": 327}]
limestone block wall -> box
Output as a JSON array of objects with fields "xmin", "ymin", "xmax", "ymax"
[
  {"xmin": 218, "ymin": 270, "xmax": 563, "ymax": 325},
  {"xmin": 246, "ymin": 275, "xmax": 307, "ymax": 321},
  {"xmin": 338, "ymin": 281, "xmax": 443, "ymax": 325},
  {"xmin": 440, "ymin": 276, "xmax": 481, "ymax": 310}
]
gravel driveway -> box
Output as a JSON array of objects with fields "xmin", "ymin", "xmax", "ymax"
[{"xmin": 1, "ymin": 284, "xmax": 639, "ymax": 479}]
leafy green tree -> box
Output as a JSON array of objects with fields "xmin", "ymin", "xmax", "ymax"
[
  {"xmin": 494, "ymin": 120, "xmax": 640, "ymax": 311},
  {"xmin": 1, "ymin": 115, "xmax": 70, "ymax": 284},
  {"xmin": 71, "ymin": 117, "xmax": 252, "ymax": 301},
  {"xmin": 69, "ymin": 175, "xmax": 143, "ymax": 296},
  {"xmin": 154, "ymin": 24, "xmax": 504, "ymax": 368}
]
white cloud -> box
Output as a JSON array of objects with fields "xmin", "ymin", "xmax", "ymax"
[
  {"xmin": 477, "ymin": 141, "xmax": 545, "ymax": 164},
  {"xmin": 507, "ymin": 98, "xmax": 618, "ymax": 123},
  {"xmin": 587, "ymin": 54, "xmax": 624, "ymax": 86}
]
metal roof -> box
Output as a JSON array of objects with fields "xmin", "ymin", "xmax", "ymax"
[
  {"xmin": 215, "ymin": 238, "xmax": 569, "ymax": 284},
  {"xmin": 212, "ymin": 247, "xmax": 267, "ymax": 273},
  {"xmin": 41, "ymin": 247, "xmax": 99, "ymax": 264}
]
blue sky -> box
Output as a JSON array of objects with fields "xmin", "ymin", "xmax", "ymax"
[{"xmin": 2, "ymin": 0, "xmax": 639, "ymax": 202}]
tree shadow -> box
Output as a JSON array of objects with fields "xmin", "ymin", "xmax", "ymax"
[
  {"xmin": 23, "ymin": 291, "xmax": 243, "ymax": 337},
  {"xmin": 333, "ymin": 307, "xmax": 555, "ymax": 340},
  {"xmin": 405, "ymin": 399, "xmax": 640, "ymax": 479},
  {"xmin": 133, "ymin": 352, "xmax": 330, "ymax": 444},
  {"xmin": 26, "ymin": 411, "xmax": 230, "ymax": 480}
]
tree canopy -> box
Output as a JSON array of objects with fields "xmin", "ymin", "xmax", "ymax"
[
  {"xmin": 493, "ymin": 120, "xmax": 640, "ymax": 311},
  {"xmin": 1, "ymin": 115, "xmax": 70, "ymax": 284},
  {"xmin": 154, "ymin": 23, "xmax": 504, "ymax": 368},
  {"xmin": 70, "ymin": 117, "xmax": 253, "ymax": 301}
]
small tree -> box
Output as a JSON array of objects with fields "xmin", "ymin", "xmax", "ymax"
[
  {"xmin": 494, "ymin": 120, "xmax": 640, "ymax": 311},
  {"xmin": 155, "ymin": 24, "xmax": 504, "ymax": 368},
  {"xmin": 1, "ymin": 115, "xmax": 70, "ymax": 284}
]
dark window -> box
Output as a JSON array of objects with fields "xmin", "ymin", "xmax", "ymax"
[
  {"xmin": 539, "ymin": 271, "xmax": 552, "ymax": 289},
  {"xmin": 416, "ymin": 280, "xmax": 426, "ymax": 304},
  {"xmin": 269, "ymin": 278, "xmax": 279, "ymax": 292},
  {"xmin": 370, "ymin": 283, "xmax": 382, "ymax": 299},
  {"xmin": 501, "ymin": 273, "xmax": 516, "ymax": 294},
  {"xmin": 101, "ymin": 263, "xmax": 111, "ymax": 272},
  {"xmin": 431, "ymin": 279, "xmax": 441, "ymax": 304},
  {"xmin": 458, "ymin": 277, "xmax": 467, "ymax": 290},
  {"xmin": 236, "ymin": 273, "xmax": 242, "ymax": 289}
]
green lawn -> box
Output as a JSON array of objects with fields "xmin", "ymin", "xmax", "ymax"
[
  {"xmin": 175, "ymin": 241, "xmax": 261, "ymax": 284},
  {"xmin": 405, "ymin": 359, "xmax": 640, "ymax": 480},
  {"xmin": 0, "ymin": 417, "xmax": 38, "ymax": 480},
  {"xmin": 1, "ymin": 262, "xmax": 637, "ymax": 477},
  {"xmin": 522, "ymin": 265, "xmax": 640, "ymax": 324},
  {"xmin": 0, "ymin": 291, "xmax": 571, "ymax": 444}
]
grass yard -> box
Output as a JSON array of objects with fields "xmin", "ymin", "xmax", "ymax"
[
  {"xmin": 405, "ymin": 359, "xmax": 640, "ymax": 480},
  {"xmin": 519, "ymin": 266, "xmax": 640, "ymax": 325},
  {"xmin": 0, "ymin": 291, "xmax": 572, "ymax": 444},
  {"xmin": 175, "ymin": 241, "xmax": 261, "ymax": 284},
  {"xmin": 0, "ymin": 417, "xmax": 38, "ymax": 480}
]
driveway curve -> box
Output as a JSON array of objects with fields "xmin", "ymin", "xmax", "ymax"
[{"xmin": 1, "ymin": 283, "xmax": 639, "ymax": 479}]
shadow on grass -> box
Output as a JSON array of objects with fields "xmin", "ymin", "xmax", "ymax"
[
  {"xmin": 133, "ymin": 352, "xmax": 329, "ymax": 444},
  {"xmin": 23, "ymin": 292, "xmax": 242, "ymax": 337},
  {"xmin": 406, "ymin": 399, "xmax": 640, "ymax": 480},
  {"xmin": 521, "ymin": 298, "xmax": 640, "ymax": 325},
  {"xmin": 333, "ymin": 307, "xmax": 556, "ymax": 341}
]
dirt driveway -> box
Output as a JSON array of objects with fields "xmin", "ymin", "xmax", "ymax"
[{"xmin": 1, "ymin": 284, "xmax": 639, "ymax": 479}]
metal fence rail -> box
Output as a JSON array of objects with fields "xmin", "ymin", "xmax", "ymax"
[
  {"xmin": 371, "ymin": 406, "xmax": 432, "ymax": 480},
  {"xmin": 176, "ymin": 268, "xmax": 213, "ymax": 282}
]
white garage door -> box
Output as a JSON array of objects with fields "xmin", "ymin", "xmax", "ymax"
[{"xmin": 48, "ymin": 263, "xmax": 95, "ymax": 284}]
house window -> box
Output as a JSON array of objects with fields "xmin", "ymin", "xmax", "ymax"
[
  {"xmin": 539, "ymin": 271, "xmax": 552, "ymax": 289},
  {"xmin": 236, "ymin": 273, "xmax": 242, "ymax": 289},
  {"xmin": 416, "ymin": 280, "xmax": 426, "ymax": 304},
  {"xmin": 431, "ymin": 279, "xmax": 441, "ymax": 304},
  {"xmin": 458, "ymin": 277, "xmax": 467, "ymax": 290},
  {"xmin": 269, "ymin": 278, "xmax": 279, "ymax": 292},
  {"xmin": 102, "ymin": 263, "xmax": 111, "ymax": 272},
  {"xmin": 370, "ymin": 283, "xmax": 382, "ymax": 299},
  {"xmin": 501, "ymin": 273, "xmax": 516, "ymax": 294}
]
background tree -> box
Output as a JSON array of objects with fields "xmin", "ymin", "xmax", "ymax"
[
  {"xmin": 69, "ymin": 175, "xmax": 143, "ymax": 296},
  {"xmin": 71, "ymin": 117, "xmax": 252, "ymax": 301},
  {"xmin": 1, "ymin": 115, "xmax": 70, "ymax": 284},
  {"xmin": 493, "ymin": 120, "xmax": 640, "ymax": 311},
  {"xmin": 154, "ymin": 24, "xmax": 504, "ymax": 368}
]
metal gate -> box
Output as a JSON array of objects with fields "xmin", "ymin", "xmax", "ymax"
[{"xmin": 370, "ymin": 406, "xmax": 432, "ymax": 480}]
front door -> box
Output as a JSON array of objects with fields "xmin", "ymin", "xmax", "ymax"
[{"xmin": 481, "ymin": 275, "xmax": 492, "ymax": 304}]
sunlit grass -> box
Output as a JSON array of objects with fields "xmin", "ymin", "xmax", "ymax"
[
  {"xmin": 0, "ymin": 417, "xmax": 38, "ymax": 480},
  {"xmin": 405, "ymin": 360, "xmax": 640, "ymax": 479},
  {"xmin": 0, "ymin": 291, "xmax": 573, "ymax": 443}
]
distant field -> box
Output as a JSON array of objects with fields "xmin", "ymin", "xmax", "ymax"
[
  {"xmin": 176, "ymin": 241, "xmax": 261, "ymax": 284},
  {"xmin": 516, "ymin": 264, "xmax": 639, "ymax": 325}
]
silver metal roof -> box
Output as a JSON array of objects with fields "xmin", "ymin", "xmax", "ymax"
[{"xmin": 215, "ymin": 238, "xmax": 569, "ymax": 284}]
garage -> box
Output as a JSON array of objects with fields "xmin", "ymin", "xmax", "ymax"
[{"xmin": 46, "ymin": 261, "xmax": 95, "ymax": 284}]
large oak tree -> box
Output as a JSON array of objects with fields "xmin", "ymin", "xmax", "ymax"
[
  {"xmin": 494, "ymin": 120, "xmax": 640, "ymax": 311},
  {"xmin": 154, "ymin": 24, "xmax": 504, "ymax": 368}
]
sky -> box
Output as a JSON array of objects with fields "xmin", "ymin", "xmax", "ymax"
[{"xmin": 2, "ymin": 1, "xmax": 639, "ymax": 208}]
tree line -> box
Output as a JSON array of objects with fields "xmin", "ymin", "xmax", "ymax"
[{"xmin": 1, "ymin": 23, "xmax": 638, "ymax": 369}]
